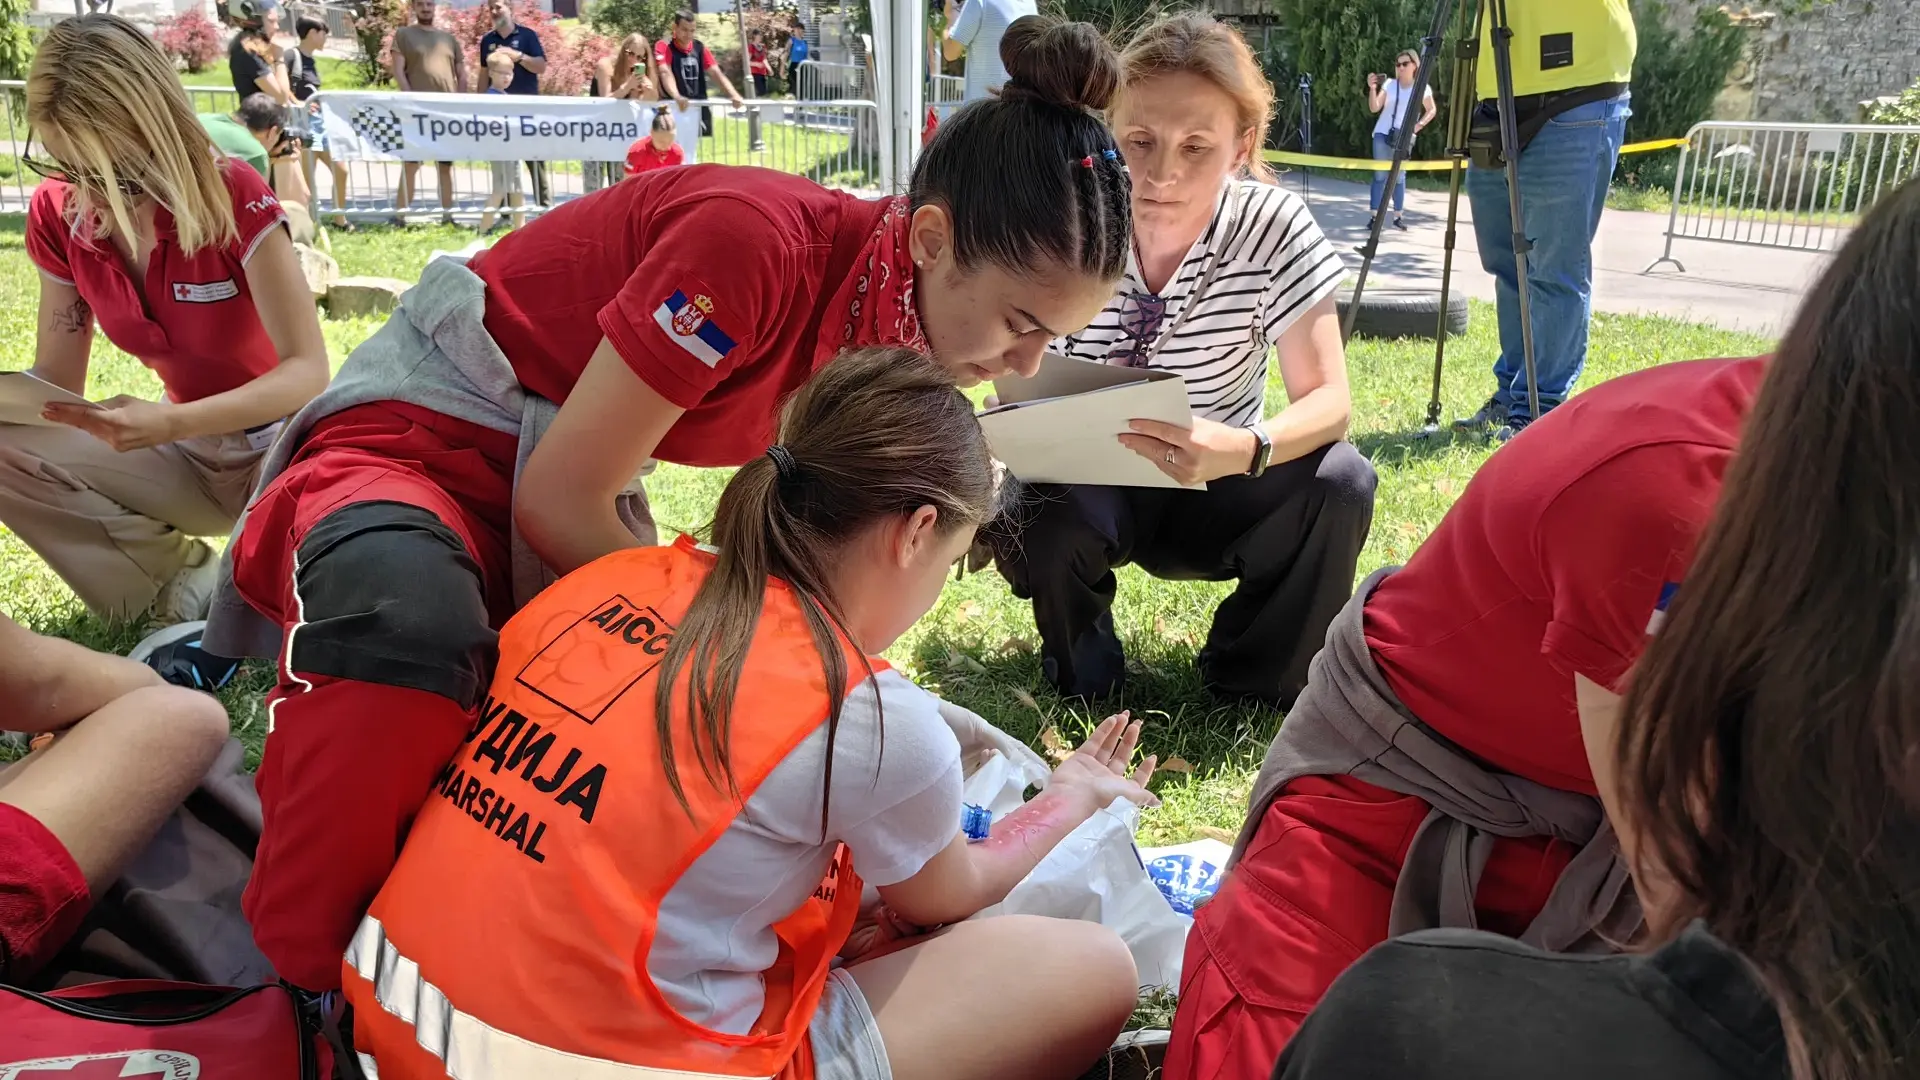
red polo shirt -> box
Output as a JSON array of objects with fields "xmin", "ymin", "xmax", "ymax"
[
  {"xmin": 25, "ymin": 161, "xmax": 287, "ymax": 404},
  {"xmin": 624, "ymin": 139, "xmax": 686, "ymax": 176},
  {"xmin": 472, "ymin": 164, "xmax": 888, "ymax": 467},
  {"xmin": 1362, "ymin": 357, "xmax": 1767, "ymax": 794}
]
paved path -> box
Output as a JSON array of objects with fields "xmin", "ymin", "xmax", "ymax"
[{"xmin": 1297, "ymin": 175, "xmax": 1824, "ymax": 338}]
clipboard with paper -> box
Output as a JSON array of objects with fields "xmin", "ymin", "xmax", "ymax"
[
  {"xmin": 0, "ymin": 371, "xmax": 100, "ymax": 426},
  {"xmin": 980, "ymin": 353, "xmax": 1203, "ymax": 490}
]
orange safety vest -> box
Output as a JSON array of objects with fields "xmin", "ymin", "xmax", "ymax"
[{"xmin": 342, "ymin": 536, "xmax": 880, "ymax": 1080}]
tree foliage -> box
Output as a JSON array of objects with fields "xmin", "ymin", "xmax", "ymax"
[
  {"xmin": 1266, "ymin": 0, "xmax": 1438, "ymax": 159},
  {"xmin": 586, "ymin": 0, "xmax": 683, "ymax": 43},
  {"xmin": 1622, "ymin": 0, "xmax": 1744, "ymax": 143},
  {"xmin": 0, "ymin": 0, "xmax": 35, "ymax": 84}
]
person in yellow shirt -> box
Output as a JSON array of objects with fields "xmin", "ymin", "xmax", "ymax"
[{"xmin": 1453, "ymin": 0, "xmax": 1635, "ymax": 441}]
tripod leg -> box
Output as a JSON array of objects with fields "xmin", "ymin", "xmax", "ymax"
[
  {"xmin": 1487, "ymin": 0, "xmax": 1541, "ymax": 424},
  {"xmin": 1421, "ymin": 0, "xmax": 1483, "ymax": 434}
]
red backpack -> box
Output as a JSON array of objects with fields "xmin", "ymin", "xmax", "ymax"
[{"xmin": 0, "ymin": 980, "xmax": 330, "ymax": 1079}]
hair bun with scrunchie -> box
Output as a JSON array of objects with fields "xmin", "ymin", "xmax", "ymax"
[{"xmin": 996, "ymin": 15, "xmax": 1120, "ymax": 112}]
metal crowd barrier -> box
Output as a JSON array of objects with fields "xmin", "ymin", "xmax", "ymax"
[
  {"xmin": 1648, "ymin": 119, "xmax": 1920, "ymax": 271},
  {"xmin": 794, "ymin": 59, "xmax": 866, "ymax": 102},
  {"xmin": 0, "ymin": 83, "xmax": 883, "ymax": 225}
]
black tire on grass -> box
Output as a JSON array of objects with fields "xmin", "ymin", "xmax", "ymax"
[{"xmin": 1337, "ymin": 287, "xmax": 1469, "ymax": 340}]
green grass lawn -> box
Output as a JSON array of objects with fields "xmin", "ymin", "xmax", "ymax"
[{"xmin": 0, "ymin": 220, "xmax": 1775, "ymax": 838}]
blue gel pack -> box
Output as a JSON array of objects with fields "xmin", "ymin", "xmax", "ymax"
[{"xmin": 962, "ymin": 803, "xmax": 992, "ymax": 842}]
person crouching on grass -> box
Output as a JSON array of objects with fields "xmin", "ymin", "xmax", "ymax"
[
  {"xmin": 343, "ymin": 348, "xmax": 1157, "ymax": 1080},
  {"xmin": 1, "ymin": 16, "xmax": 327, "ymax": 644},
  {"xmin": 477, "ymin": 51, "xmax": 526, "ymax": 235},
  {"xmin": 626, "ymin": 108, "xmax": 687, "ymax": 176}
]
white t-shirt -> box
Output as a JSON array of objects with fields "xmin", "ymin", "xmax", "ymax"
[
  {"xmin": 1373, "ymin": 78, "xmax": 1434, "ymax": 137},
  {"xmin": 649, "ymin": 667, "xmax": 962, "ymax": 1034},
  {"xmin": 1054, "ymin": 179, "xmax": 1347, "ymax": 428},
  {"xmin": 950, "ymin": 0, "xmax": 1037, "ymax": 103}
]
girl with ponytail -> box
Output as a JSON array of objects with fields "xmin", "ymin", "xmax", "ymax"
[{"xmin": 346, "ymin": 348, "xmax": 1161, "ymax": 1080}]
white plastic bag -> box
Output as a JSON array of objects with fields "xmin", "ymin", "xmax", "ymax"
[
  {"xmin": 973, "ymin": 797, "xmax": 1192, "ymax": 992},
  {"xmin": 1138, "ymin": 838, "xmax": 1233, "ymax": 916},
  {"xmin": 939, "ymin": 699, "xmax": 1050, "ymax": 818}
]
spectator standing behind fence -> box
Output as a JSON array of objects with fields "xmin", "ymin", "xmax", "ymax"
[
  {"xmin": 5, "ymin": 16, "xmax": 328, "ymax": 632},
  {"xmin": 944, "ymin": 0, "xmax": 1037, "ymax": 102},
  {"xmin": 586, "ymin": 34, "xmax": 656, "ymax": 194},
  {"xmin": 391, "ymin": 0, "xmax": 464, "ymax": 226},
  {"xmin": 1453, "ymin": 1, "xmax": 1635, "ymax": 442},
  {"xmin": 784, "ymin": 17, "xmax": 808, "ymax": 95},
  {"xmin": 478, "ymin": 53, "xmax": 526, "ymax": 234},
  {"xmin": 479, "ymin": 0, "xmax": 549, "ymax": 206},
  {"xmin": 747, "ymin": 29, "xmax": 770, "ymax": 97},
  {"xmin": 624, "ymin": 109, "xmax": 684, "ymax": 175},
  {"xmin": 656, "ymin": 9, "xmax": 744, "ymax": 152},
  {"xmin": 226, "ymin": 1, "xmax": 289, "ymax": 104},
  {"xmin": 287, "ymin": 16, "xmax": 352, "ymax": 232},
  {"xmin": 1365, "ymin": 50, "xmax": 1435, "ymax": 231}
]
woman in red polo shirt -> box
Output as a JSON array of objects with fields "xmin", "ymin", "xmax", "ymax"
[
  {"xmin": 203, "ymin": 15, "xmax": 1135, "ymax": 992},
  {"xmin": 2, "ymin": 15, "xmax": 328, "ymax": 630}
]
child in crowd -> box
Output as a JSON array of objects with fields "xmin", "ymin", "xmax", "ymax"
[
  {"xmin": 624, "ymin": 108, "xmax": 685, "ymax": 176},
  {"xmin": 344, "ymin": 348, "xmax": 1155, "ymax": 1080},
  {"xmin": 748, "ymin": 28, "xmax": 771, "ymax": 97},
  {"xmin": 477, "ymin": 51, "xmax": 524, "ymax": 234}
]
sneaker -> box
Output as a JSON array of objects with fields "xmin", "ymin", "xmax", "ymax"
[
  {"xmin": 1490, "ymin": 416, "xmax": 1531, "ymax": 444},
  {"xmin": 149, "ymin": 541, "xmax": 220, "ymax": 627},
  {"xmin": 131, "ymin": 620, "xmax": 241, "ymax": 693},
  {"xmin": 1451, "ymin": 394, "xmax": 1505, "ymax": 432},
  {"xmin": 1079, "ymin": 1029, "xmax": 1169, "ymax": 1080}
]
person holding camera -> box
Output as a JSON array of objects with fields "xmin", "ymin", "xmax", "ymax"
[
  {"xmin": 2, "ymin": 17, "xmax": 327, "ymax": 634},
  {"xmin": 587, "ymin": 34, "xmax": 657, "ymax": 194},
  {"xmin": 1365, "ymin": 50, "xmax": 1435, "ymax": 230},
  {"xmin": 1454, "ymin": 0, "xmax": 1635, "ymax": 441}
]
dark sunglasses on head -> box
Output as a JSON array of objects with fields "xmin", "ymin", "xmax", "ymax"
[{"xmin": 20, "ymin": 144, "xmax": 146, "ymax": 197}]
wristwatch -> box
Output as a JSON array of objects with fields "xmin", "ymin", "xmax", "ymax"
[{"xmin": 1245, "ymin": 425, "xmax": 1273, "ymax": 478}]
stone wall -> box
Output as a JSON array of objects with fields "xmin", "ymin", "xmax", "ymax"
[{"xmin": 1721, "ymin": 1, "xmax": 1920, "ymax": 123}]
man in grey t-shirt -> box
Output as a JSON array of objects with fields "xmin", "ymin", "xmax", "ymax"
[{"xmin": 942, "ymin": 0, "xmax": 1036, "ymax": 103}]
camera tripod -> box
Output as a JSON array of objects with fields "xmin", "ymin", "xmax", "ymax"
[{"xmin": 1343, "ymin": 0, "xmax": 1542, "ymax": 430}]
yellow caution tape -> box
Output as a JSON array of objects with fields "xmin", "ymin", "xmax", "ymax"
[{"xmin": 1261, "ymin": 136, "xmax": 1689, "ymax": 172}]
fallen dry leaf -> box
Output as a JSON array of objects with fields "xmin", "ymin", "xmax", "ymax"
[
  {"xmin": 1000, "ymin": 636, "xmax": 1034, "ymax": 655},
  {"xmin": 945, "ymin": 648, "xmax": 987, "ymax": 675},
  {"xmin": 1196, "ymin": 825, "xmax": 1237, "ymax": 844},
  {"xmin": 955, "ymin": 600, "xmax": 984, "ymax": 622},
  {"xmin": 1039, "ymin": 726, "xmax": 1073, "ymax": 763},
  {"xmin": 1157, "ymin": 756, "xmax": 1194, "ymax": 774}
]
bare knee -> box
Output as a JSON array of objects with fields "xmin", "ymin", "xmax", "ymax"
[{"xmin": 1001, "ymin": 915, "xmax": 1139, "ymax": 1033}]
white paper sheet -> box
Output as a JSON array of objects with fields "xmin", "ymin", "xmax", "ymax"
[
  {"xmin": 982, "ymin": 353, "xmax": 1202, "ymax": 490},
  {"xmin": 0, "ymin": 371, "xmax": 98, "ymax": 426}
]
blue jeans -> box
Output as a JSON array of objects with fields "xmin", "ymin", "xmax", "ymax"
[
  {"xmin": 1465, "ymin": 92, "xmax": 1630, "ymax": 423},
  {"xmin": 1369, "ymin": 132, "xmax": 1407, "ymax": 215}
]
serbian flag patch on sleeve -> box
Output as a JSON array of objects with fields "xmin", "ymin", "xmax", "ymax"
[{"xmin": 654, "ymin": 289, "xmax": 737, "ymax": 368}]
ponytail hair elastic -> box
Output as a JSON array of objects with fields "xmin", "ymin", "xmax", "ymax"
[
  {"xmin": 1077, "ymin": 148, "xmax": 1121, "ymax": 168},
  {"xmin": 765, "ymin": 444, "xmax": 799, "ymax": 482}
]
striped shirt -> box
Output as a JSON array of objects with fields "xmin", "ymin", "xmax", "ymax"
[{"xmin": 1056, "ymin": 179, "xmax": 1346, "ymax": 427}]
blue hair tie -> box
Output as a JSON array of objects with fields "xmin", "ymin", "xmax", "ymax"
[{"xmin": 1102, "ymin": 148, "xmax": 1119, "ymax": 161}]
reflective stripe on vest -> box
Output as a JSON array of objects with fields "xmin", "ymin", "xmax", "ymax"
[{"xmin": 346, "ymin": 915, "xmax": 774, "ymax": 1080}]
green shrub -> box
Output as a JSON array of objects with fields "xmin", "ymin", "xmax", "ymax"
[
  {"xmin": 0, "ymin": 0, "xmax": 35, "ymax": 83},
  {"xmin": 1267, "ymin": 0, "xmax": 1444, "ymax": 160},
  {"xmin": 1621, "ymin": 0, "xmax": 1744, "ymax": 143},
  {"xmin": 586, "ymin": 0, "xmax": 681, "ymax": 42}
]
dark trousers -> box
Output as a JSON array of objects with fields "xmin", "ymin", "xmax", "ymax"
[
  {"xmin": 524, "ymin": 160, "xmax": 549, "ymax": 205},
  {"xmin": 990, "ymin": 442, "xmax": 1376, "ymax": 707}
]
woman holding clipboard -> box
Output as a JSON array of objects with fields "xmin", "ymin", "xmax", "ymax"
[
  {"xmin": 0, "ymin": 16, "xmax": 326, "ymax": 633},
  {"xmin": 989, "ymin": 13, "xmax": 1375, "ymax": 709}
]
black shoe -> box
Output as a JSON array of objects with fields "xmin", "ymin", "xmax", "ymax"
[
  {"xmin": 1490, "ymin": 415, "xmax": 1531, "ymax": 444},
  {"xmin": 131, "ymin": 620, "xmax": 240, "ymax": 692},
  {"xmin": 1452, "ymin": 394, "xmax": 1504, "ymax": 432},
  {"xmin": 1393, "ymin": 215, "xmax": 1408, "ymax": 230}
]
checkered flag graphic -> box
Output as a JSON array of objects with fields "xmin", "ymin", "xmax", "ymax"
[{"xmin": 349, "ymin": 105, "xmax": 407, "ymax": 155}]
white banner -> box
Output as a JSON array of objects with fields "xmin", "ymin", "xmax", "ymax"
[{"xmin": 316, "ymin": 90, "xmax": 660, "ymax": 163}]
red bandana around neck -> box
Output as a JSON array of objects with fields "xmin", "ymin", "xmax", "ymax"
[{"xmin": 820, "ymin": 196, "xmax": 926, "ymax": 368}]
